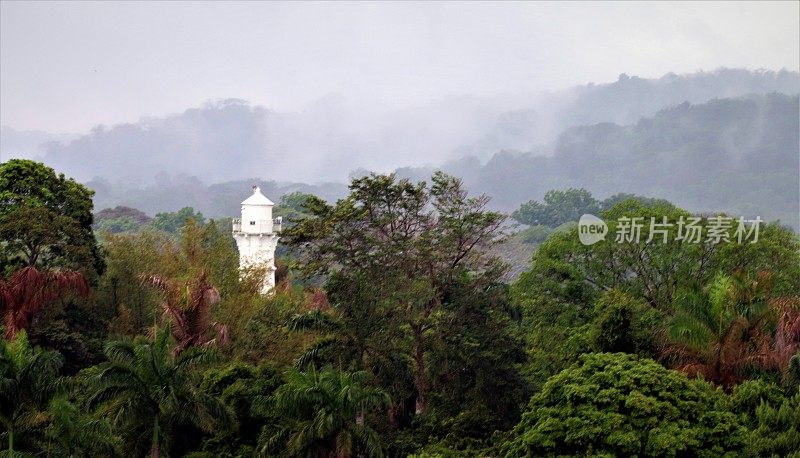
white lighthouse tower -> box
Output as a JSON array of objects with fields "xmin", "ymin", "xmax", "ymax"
[{"xmin": 232, "ymin": 186, "xmax": 281, "ymax": 293}]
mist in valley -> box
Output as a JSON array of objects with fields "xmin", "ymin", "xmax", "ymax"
[{"xmin": 1, "ymin": 2, "xmax": 798, "ymax": 227}]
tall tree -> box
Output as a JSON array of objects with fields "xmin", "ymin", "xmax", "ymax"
[
  {"xmin": 285, "ymin": 172, "xmax": 507, "ymax": 415},
  {"xmin": 95, "ymin": 230, "xmax": 174, "ymax": 334},
  {"xmin": 287, "ymin": 272, "xmax": 414, "ymax": 423},
  {"xmin": 512, "ymin": 199, "xmax": 800, "ymax": 390},
  {"xmin": 512, "ymin": 188, "xmax": 600, "ymax": 227},
  {"xmin": 518, "ymin": 199, "xmax": 800, "ymax": 312},
  {"xmin": 86, "ymin": 328, "xmax": 234, "ymax": 457},
  {"xmin": 0, "ymin": 159, "xmax": 104, "ymax": 277},
  {"xmin": 149, "ymin": 207, "xmax": 205, "ymax": 235}
]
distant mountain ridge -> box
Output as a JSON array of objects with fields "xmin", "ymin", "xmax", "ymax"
[
  {"xmin": 0, "ymin": 126, "xmax": 78, "ymax": 161},
  {"xmin": 20, "ymin": 68, "xmax": 799, "ymax": 185},
  {"xmin": 86, "ymin": 93, "xmax": 800, "ymax": 232},
  {"xmin": 401, "ymin": 92, "xmax": 799, "ymax": 228},
  {"xmin": 87, "ymin": 174, "xmax": 348, "ymax": 219},
  {"xmin": 459, "ymin": 68, "xmax": 799, "ymax": 157}
]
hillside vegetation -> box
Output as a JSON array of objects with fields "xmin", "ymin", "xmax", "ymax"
[{"xmin": 1, "ymin": 159, "xmax": 799, "ymax": 457}]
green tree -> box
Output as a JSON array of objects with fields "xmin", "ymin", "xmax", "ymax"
[
  {"xmin": 274, "ymin": 192, "xmax": 316, "ymax": 222},
  {"xmin": 513, "ymin": 199, "xmax": 800, "ymax": 390},
  {"xmin": 86, "ymin": 328, "xmax": 234, "ymax": 457},
  {"xmin": 519, "ymin": 199, "xmax": 800, "ymax": 312},
  {"xmin": 95, "ymin": 206, "xmax": 152, "ymax": 225},
  {"xmin": 197, "ymin": 362, "xmax": 283, "ymax": 456},
  {"xmin": 502, "ymin": 353, "xmax": 746, "ymax": 457},
  {"xmin": 285, "ymin": 172, "xmax": 508, "ymax": 416},
  {"xmin": 149, "ymin": 207, "xmax": 205, "ymax": 234},
  {"xmin": 730, "ymin": 380, "xmax": 800, "ymax": 456},
  {"xmin": 287, "ymin": 271, "xmax": 417, "ymax": 428},
  {"xmin": 234, "ymin": 286, "xmax": 318, "ymax": 367},
  {"xmin": 94, "ymin": 205, "xmax": 153, "ymax": 234},
  {"xmin": 288, "ymin": 271, "xmax": 402, "ymax": 371},
  {"xmin": 97, "ymin": 219, "xmax": 241, "ymax": 338},
  {"xmin": 424, "ymin": 275, "xmax": 528, "ymax": 435},
  {"xmin": 743, "ymin": 388, "xmax": 800, "ymax": 456},
  {"xmin": 0, "ymin": 159, "xmax": 104, "ymax": 276},
  {"xmin": 95, "ymin": 216, "xmax": 145, "ymax": 235},
  {"xmin": 44, "ymin": 396, "xmax": 118, "ymax": 457},
  {"xmin": 95, "ymin": 229, "xmax": 172, "ymax": 333},
  {"xmin": 592, "ymin": 289, "xmax": 664, "ymax": 356},
  {"xmin": 512, "ymin": 188, "xmax": 600, "ymax": 228},
  {"xmin": 258, "ymin": 367, "xmax": 390, "ymax": 458},
  {"xmin": 0, "ymin": 331, "xmax": 64, "ymax": 454},
  {"xmin": 600, "ymin": 193, "xmax": 673, "ymax": 210}
]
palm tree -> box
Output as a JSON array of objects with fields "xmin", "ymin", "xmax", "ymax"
[
  {"xmin": 0, "ymin": 266, "xmax": 89, "ymax": 340},
  {"xmin": 140, "ymin": 271, "xmax": 228, "ymax": 355},
  {"xmin": 0, "ymin": 331, "xmax": 64, "ymax": 454},
  {"xmin": 288, "ymin": 309, "xmax": 353, "ymax": 370},
  {"xmin": 666, "ymin": 272, "xmax": 774, "ymax": 389},
  {"xmin": 86, "ymin": 328, "xmax": 234, "ymax": 457},
  {"xmin": 260, "ymin": 367, "xmax": 390, "ymax": 458},
  {"xmin": 44, "ymin": 396, "xmax": 118, "ymax": 457}
]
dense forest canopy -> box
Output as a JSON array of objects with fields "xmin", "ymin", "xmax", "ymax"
[
  {"xmin": 1, "ymin": 159, "xmax": 799, "ymax": 457},
  {"xmin": 2, "ymin": 51, "xmax": 800, "ymax": 458}
]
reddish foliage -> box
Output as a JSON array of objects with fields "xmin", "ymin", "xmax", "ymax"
[
  {"xmin": 140, "ymin": 271, "xmax": 228, "ymax": 355},
  {"xmin": 664, "ymin": 271, "xmax": 778, "ymax": 390},
  {"xmin": 0, "ymin": 266, "xmax": 90, "ymax": 340},
  {"xmin": 772, "ymin": 296, "xmax": 800, "ymax": 375}
]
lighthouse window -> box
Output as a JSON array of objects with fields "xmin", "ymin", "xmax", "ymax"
[{"xmin": 250, "ymin": 221, "xmax": 256, "ymax": 225}]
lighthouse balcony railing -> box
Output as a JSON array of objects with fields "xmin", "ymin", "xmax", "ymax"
[{"xmin": 232, "ymin": 218, "xmax": 282, "ymax": 234}]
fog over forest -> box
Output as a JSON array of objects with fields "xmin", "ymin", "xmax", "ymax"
[
  {"xmin": 3, "ymin": 68, "xmax": 797, "ymax": 182},
  {"xmin": 1, "ymin": 3, "xmax": 798, "ymax": 227},
  {"xmin": 3, "ymin": 68, "xmax": 796, "ymax": 228}
]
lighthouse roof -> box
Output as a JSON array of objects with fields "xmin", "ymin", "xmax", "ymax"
[{"xmin": 241, "ymin": 186, "xmax": 274, "ymax": 206}]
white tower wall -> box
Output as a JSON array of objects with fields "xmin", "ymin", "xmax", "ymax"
[
  {"xmin": 233, "ymin": 186, "xmax": 281, "ymax": 293},
  {"xmin": 241, "ymin": 205, "xmax": 273, "ymax": 233}
]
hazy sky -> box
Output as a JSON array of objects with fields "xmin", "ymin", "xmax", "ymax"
[{"xmin": 1, "ymin": 1, "xmax": 798, "ymax": 133}]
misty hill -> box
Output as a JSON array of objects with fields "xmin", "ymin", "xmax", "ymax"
[
  {"xmin": 406, "ymin": 92, "xmax": 798, "ymax": 228},
  {"xmin": 0, "ymin": 126, "xmax": 78, "ymax": 161},
  {"xmin": 30, "ymin": 68, "xmax": 799, "ymax": 184},
  {"xmin": 459, "ymin": 68, "xmax": 799, "ymax": 157},
  {"xmin": 36, "ymin": 96, "xmax": 524, "ymax": 184},
  {"xmin": 88, "ymin": 173, "xmax": 347, "ymax": 219},
  {"xmin": 86, "ymin": 93, "xmax": 799, "ymax": 232}
]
